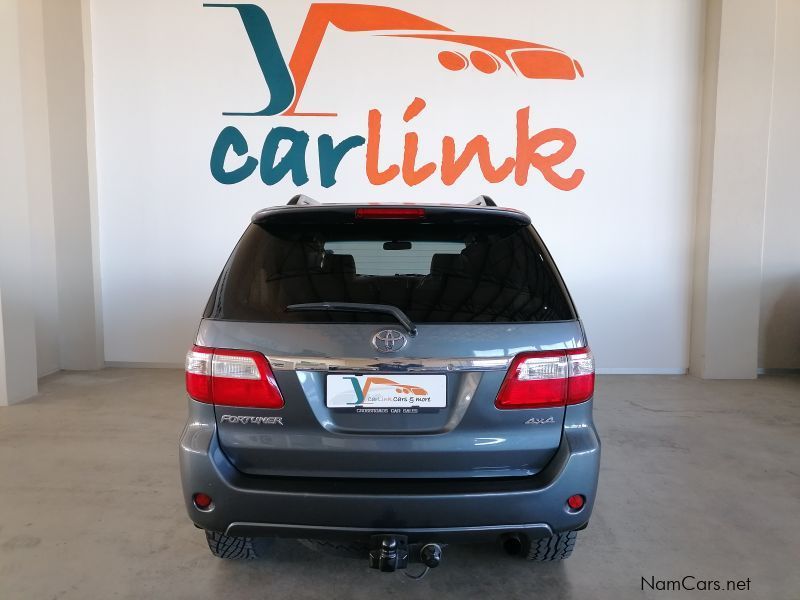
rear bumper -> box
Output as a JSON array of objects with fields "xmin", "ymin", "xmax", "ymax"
[{"xmin": 179, "ymin": 401, "xmax": 600, "ymax": 543}]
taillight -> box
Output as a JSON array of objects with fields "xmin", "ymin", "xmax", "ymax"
[
  {"xmin": 185, "ymin": 346, "xmax": 284, "ymax": 408},
  {"xmin": 355, "ymin": 207, "xmax": 425, "ymax": 219},
  {"xmin": 565, "ymin": 348, "xmax": 594, "ymax": 404},
  {"xmin": 185, "ymin": 346, "xmax": 213, "ymax": 402},
  {"xmin": 495, "ymin": 347, "xmax": 595, "ymax": 409}
]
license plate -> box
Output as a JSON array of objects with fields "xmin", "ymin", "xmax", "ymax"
[{"xmin": 326, "ymin": 374, "xmax": 447, "ymax": 409}]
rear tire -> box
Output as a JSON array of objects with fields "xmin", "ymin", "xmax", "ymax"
[
  {"xmin": 522, "ymin": 531, "xmax": 578, "ymax": 561},
  {"xmin": 204, "ymin": 530, "xmax": 268, "ymax": 560}
]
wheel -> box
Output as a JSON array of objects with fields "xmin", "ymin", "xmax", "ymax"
[
  {"xmin": 204, "ymin": 530, "xmax": 269, "ymax": 559},
  {"xmin": 298, "ymin": 538, "xmax": 369, "ymax": 559},
  {"xmin": 522, "ymin": 531, "xmax": 578, "ymax": 561}
]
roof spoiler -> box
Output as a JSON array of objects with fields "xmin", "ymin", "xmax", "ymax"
[{"xmin": 286, "ymin": 195, "xmax": 498, "ymax": 207}]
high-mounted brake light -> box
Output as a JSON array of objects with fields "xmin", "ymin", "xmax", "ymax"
[
  {"xmin": 185, "ymin": 346, "xmax": 284, "ymax": 408},
  {"xmin": 355, "ymin": 207, "xmax": 425, "ymax": 219},
  {"xmin": 495, "ymin": 347, "xmax": 595, "ymax": 409}
]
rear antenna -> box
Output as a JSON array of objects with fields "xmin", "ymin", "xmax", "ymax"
[
  {"xmin": 287, "ymin": 194, "xmax": 320, "ymax": 206},
  {"xmin": 468, "ymin": 195, "xmax": 497, "ymax": 207}
]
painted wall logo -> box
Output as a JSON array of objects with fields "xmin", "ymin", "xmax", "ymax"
[{"xmin": 206, "ymin": 2, "xmax": 585, "ymax": 190}]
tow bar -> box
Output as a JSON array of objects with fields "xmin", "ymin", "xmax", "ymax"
[{"xmin": 368, "ymin": 535, "xmax": 443, "ymax": 579}]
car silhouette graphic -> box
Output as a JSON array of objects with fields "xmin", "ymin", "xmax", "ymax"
[
  {"xmin": 360, "ymin": 377, "xmax": 429, "ymax": 397},
  {"xmin": 287, "ymin": 3, "xmax": 584, "ymax": 85},
  {"xmin": 392, "ymin": 32, "xmax": 584, "ymax": 80},
  {"xmin": 211, "ymin": 2, "xmax": 586, "ymax": 116}
]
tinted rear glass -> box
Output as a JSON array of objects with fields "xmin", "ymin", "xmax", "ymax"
[
  {"xmin": 205, "ymin": 221, "xmax": 574, "ymax": 323},
  {"xmin": 323, "ymin": 241, "xmax": 467, "ymax": 275}
]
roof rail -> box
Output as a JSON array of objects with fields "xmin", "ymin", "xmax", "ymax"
[
  {"xmin": 468, "ymin": 195, "xmax": 497, "ymax": 207},
  {"xmin": 287, "ymin": 194, "xmax": 320, "ymax": 206}
]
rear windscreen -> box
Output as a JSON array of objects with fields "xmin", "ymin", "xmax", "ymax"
[{"xmin": 205, "ymin": 221, "xmax": 575, "ymax": 323}]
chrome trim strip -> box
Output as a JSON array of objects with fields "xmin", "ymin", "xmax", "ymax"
[{"xmin": 266, "ymin": 356, "xmax": 511, "ymax": 372}]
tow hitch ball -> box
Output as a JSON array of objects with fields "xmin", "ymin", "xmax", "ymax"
[{"xmin": 368, "ymin": 535, "xmax": 443, "ymax": 572}]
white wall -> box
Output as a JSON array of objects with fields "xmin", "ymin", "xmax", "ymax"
[
  {"xmin": 43, "ymin": 0, "xmax": 105, "ymax": 371},
  {"xmin": 689, "ymin": 0, "xmax": 777, "ymax": 379},
  {"xmin": 0, "ymin": 0, "xmax": 104, "ymax": 404},
  {"xmin": 759, "ymin": 0, "xmax": 800, "ymax": 370},
  {"xmin": 688, "ymin": 0, "xmax": 720, "ymax": 380},
  {"xmin": 90, "ymin": 0, "xmax": 704, "ymax": 371},
  {"xmin": 19, "ymin": 0, "xmax": 61, "ymax": 377},
  {"xmin": 0, "ymin": 0, "xmax": 40, "ymax": 404}
]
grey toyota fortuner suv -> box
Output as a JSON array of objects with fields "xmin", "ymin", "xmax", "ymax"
[{"xmin": 180, "ymin": 195, "xmax": 600, "ymax": 570}]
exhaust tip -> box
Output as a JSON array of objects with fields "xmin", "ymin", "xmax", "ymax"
[{"xmin": 501, "ymin": 534, "xmax": 524, "ymax": 556}]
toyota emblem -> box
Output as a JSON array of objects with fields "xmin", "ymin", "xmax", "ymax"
[{"xmin": 372, "ymin": 329, "xmax": 408, "ymax": 353}]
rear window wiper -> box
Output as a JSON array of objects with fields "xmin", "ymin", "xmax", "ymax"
[{"xmin": 285, "ymin": 302, "xmax": 417, "ymax": 336}]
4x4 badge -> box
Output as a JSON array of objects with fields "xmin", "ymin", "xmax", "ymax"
[
  {"xmin": 525, "ymin": 416, "xmax": 555, "ymax": 425},
  {"xmin": 372, "ymin": 329, "xmax": 407, "ymax": 353}
]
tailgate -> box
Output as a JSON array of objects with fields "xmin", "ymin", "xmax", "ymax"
[{"xmin": 198, "ymin": 319, "xmax": 586, "ymax": 479}]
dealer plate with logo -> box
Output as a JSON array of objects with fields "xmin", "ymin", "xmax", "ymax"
[{"xmin": 326, "ymin": 374, "xmax": 446, "ymax": 410}]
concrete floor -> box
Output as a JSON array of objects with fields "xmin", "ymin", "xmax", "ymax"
[{"xmin": 0, "ymin": 369, "xmax": 798, "ymax": 599}]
